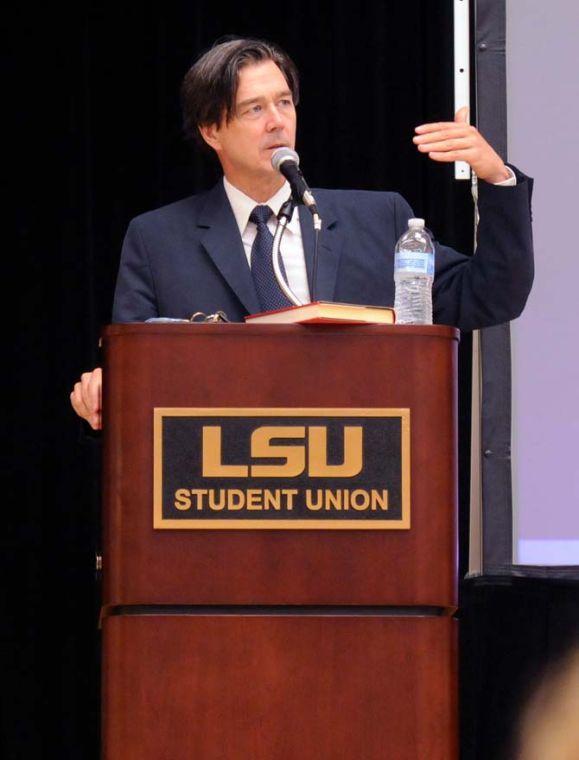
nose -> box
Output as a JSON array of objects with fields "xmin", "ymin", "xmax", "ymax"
[{"xmin": 265, "ymin": 103, "xmax": 284, "ymax": 131}]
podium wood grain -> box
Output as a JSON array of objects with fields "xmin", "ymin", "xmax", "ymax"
[{"xmin": 103, "ymin": 613, "xmax": 457, "ymax": 760}]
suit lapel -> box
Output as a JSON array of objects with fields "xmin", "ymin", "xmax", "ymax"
[
  {"xmin": 299, "ymin": 200, "xmax": 340, "ymax": 302},
  {"xmin": 198, "ymin": 182, "xmax": 260, "ymax": 314}
]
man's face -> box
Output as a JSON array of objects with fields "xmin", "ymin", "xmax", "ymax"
[{"xmin": 201, "ymin": 60, "xmax": 297, "ymax": 193}]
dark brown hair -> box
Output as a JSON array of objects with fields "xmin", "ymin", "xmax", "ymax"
[{"xmin": 181, "ymin": 38, "xmax": 300, "ymax": 146}]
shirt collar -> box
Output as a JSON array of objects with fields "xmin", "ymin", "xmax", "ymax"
[{"xmin": 223, "ymin": 176, "xmax": 301, "ymax": 236}]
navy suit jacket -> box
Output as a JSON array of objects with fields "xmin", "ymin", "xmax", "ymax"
[{"xmin": 112, "ymin": 170, "xmax": 533, "ymax": 331}]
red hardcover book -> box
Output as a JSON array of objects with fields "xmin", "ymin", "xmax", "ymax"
[{"xmin": 245, "ymin": 301, "xmax": 396, "ymax": 325}]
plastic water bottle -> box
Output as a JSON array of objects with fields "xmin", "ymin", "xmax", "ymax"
[{"xmin": 394, "ymin": 218, "xmax": 435, "ymax": 325}]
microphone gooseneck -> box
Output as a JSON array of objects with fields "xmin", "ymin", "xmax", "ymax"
[{"xmin": 271, "ymin": 147, "xmax": 322, "ymax": 304}]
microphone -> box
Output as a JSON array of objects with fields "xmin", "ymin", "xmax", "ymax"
[{"xmin": 271, "ymin": 148, "xmax": 321, "ymax": 229}]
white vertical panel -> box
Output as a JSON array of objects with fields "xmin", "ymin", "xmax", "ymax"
[{"xmin": 454, "ymin": 0, "xmax": 471, "ymax": 180}]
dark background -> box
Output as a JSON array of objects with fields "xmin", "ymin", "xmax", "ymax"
[{"xmin": 4, "ymin": 2, "xmax": 578, "ymax": 758}]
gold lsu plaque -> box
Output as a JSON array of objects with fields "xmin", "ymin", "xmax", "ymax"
[{"xmin": 154, "ymin": 407, "xmax": 410, "ymax": 530}]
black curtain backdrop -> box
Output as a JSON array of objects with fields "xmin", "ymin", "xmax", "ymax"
[{"xmin": 5, "ymin": 3, "xmax": 578, "ymax": 759}]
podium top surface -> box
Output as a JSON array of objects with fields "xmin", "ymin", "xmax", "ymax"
[{"xmin": 102, "ymin": 323, "xmax": 460, "ymax": 341}]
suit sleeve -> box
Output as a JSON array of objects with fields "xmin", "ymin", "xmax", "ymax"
[
  {"xmin": 111, "ymin": 219, "xmax": 159, "ymax": 323},
  {"xmin": 393, "ymin": 167, "xmax": 534, "ymax": 331}
]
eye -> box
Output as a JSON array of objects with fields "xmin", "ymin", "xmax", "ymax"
[{"xmin": 240, "ymin": 103, "xmax": 263, "ymax": 119}]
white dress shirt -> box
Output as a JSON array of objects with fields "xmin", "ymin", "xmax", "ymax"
[{"xmin": 223, "ymin": 177, "xmax": 311, "ymax": 304}]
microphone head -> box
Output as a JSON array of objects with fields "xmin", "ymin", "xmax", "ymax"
[{"xmin": 271, "ymin": 147, "xmax": 300, "ymax": 173}]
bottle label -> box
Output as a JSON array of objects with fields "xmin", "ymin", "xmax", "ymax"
[{"xmin": 395, "ymin": 252, "xmax": 434, "ymax": 276}]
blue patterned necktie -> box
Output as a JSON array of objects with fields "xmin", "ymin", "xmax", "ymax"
[{"xmin": 249, "ymin": 205, "xmax": 292, "ymax": 312}]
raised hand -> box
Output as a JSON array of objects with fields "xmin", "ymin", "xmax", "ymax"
[{"xmin": 413, "ymin": 106, "xmax": 510, "ymax": 184}]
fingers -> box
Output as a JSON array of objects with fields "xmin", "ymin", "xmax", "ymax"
[
  {"xmin": 414, "ymin": 126, "xmax": 474, "ymax": 142},
  {"xmin": 415, "ymin": 121, "xmax": 464, "ymax": 135},
  {"xmin": 413, "ymin": 124, "xmax": 479, "ymax": 162},
  {"xmin": 415, "ymin": 136, "xmax": 473, "ymax": 153},
  {"xmin": 412, "ymin": 115, "xmax": 507, "ymax": 182},
  {"xmin": 70, "ymin": 367, "xmax": 102, "ymax": 430},
  {"xmin": 426, "ymin": 150, "xmax": 476, "ymax": 163}
]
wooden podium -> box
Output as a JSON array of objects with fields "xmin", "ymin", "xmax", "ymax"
[{"xmin": 101, "ymin": 323, "xmax": 459, "ymax": 759}]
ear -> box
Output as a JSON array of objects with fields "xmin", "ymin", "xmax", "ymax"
[{"xmin": 199, "ymin": 123, "xmax": 222, "ymax": 152}]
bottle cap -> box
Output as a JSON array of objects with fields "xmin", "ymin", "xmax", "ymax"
[{"xmin": 408, "ymin": 218, "xmax": 425, "ymax": 229}]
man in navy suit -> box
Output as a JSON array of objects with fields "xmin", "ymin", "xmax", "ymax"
[{"xmin": 71, "ymin": 38, "xmax": 533, "ymax": 429}]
